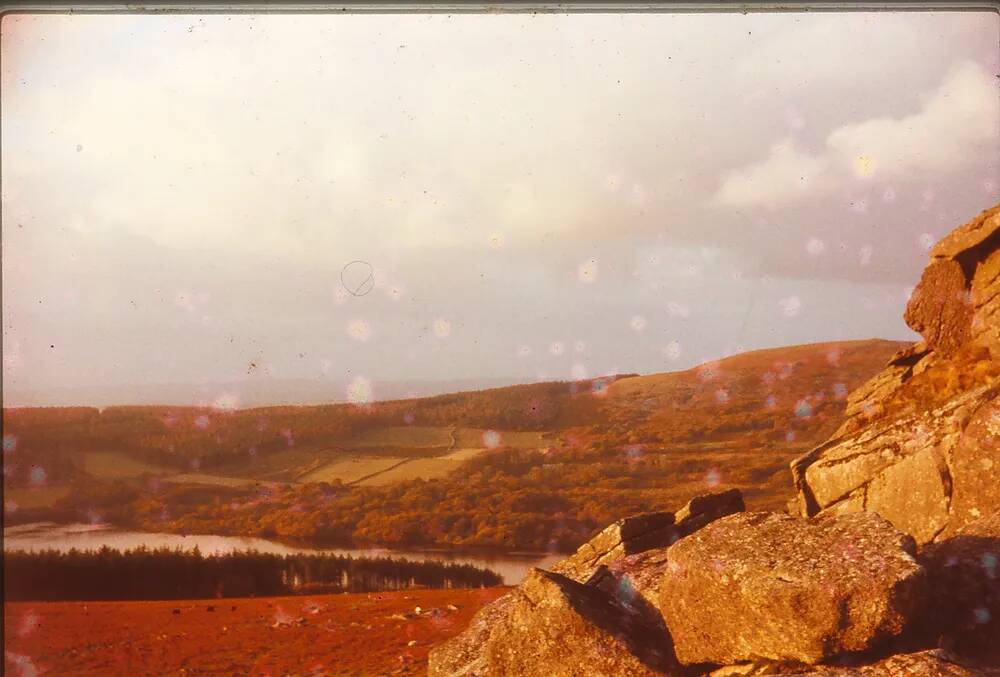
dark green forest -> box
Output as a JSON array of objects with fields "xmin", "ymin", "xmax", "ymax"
[{"xmin": 3, "ymin": 547, "xmax": 503, "ymax": 601}]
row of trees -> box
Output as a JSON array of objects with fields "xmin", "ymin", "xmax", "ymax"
[
  {"xmin": 2, "ymin": 376, "xmax": 629, "ymax": 485},
  {"xmin": 4, "ymin": 546, "xmax": 503, "ymax": 601}
]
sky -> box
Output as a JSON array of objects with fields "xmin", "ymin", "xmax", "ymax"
[{"xmin": 2, "ymin": 10, "xmax": 999, "ymax": 407}]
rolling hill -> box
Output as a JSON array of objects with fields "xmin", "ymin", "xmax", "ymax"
[{"xmin": 3, "ymin": 338, "xmax": 908, "ymax": 551}]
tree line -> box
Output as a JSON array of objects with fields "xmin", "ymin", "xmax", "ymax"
[
  {"xmin": 2, "ymin": 377, "xmax": 626, "ymax": 485},
  {"xmin": 3, "ymin": 546, "xmax": 503, "ymax": 601}
]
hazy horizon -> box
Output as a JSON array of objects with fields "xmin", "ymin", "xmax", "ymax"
[
  {"xmin": 4, "ymin": 337, "xmax": 904, "ymax": 409},
  {"xmin": 3, "ymin": 11, "xmax": 999, "ymax": 408}
]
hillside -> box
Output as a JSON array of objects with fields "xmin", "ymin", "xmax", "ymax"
[{"xmin": 3, "ymin": 338, "xmax": 906, "ymax": 552}]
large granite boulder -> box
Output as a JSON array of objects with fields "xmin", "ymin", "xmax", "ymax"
[
  {"xmin": 428, "ymin": 568, "xmax": 680, "ymax": 677},
  {"xmin": 904, "ymin": 259, "xmax": 974, "ymax": 358},
  {"xmin": 430, "ymin": 490, "xmax": 744, "ymax": 676},
  {"xmin": 792, "ymin": 203, "xmax": 1000, "ymax": 543},
  {"xmin": 551, "ymin": 489, "xmax": 744, "ymax": 583},
  {"xmin": 582, "ymin": 492, "xmax": 751, "ymax": 615},
  {"xmin": 910, "ymin": 203, "xmax": 1000, "ymax": 359},
  {"xmin": 658, "ymin": 511, "xmax": 927, "ymax": 666}
]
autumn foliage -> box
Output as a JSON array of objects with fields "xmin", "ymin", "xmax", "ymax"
[{"xmin": 3, "ymin": 340, "xmax": 906, "ymax": 553}]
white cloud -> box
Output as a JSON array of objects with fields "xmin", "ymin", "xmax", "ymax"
[
  {"xmin": 826, "ymin": 60, "xmax": 998, "ymax": 178},
  {"xmin": 1, "ymin": 13, "xmax": 992, "ymax": 401},
  {"xmin": 713, "ymin": 60, "xmax": 998, "ymax": 210},
  {"xmin": 713, "ymin": 139, "xmax": 830, "ymax": 210}
]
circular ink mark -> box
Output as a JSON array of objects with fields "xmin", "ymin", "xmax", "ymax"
[{"xmin": 341, "ymin": 261, "xmax": 375, "ymax": 297}]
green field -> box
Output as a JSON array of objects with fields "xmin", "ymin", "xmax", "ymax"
[
  {"xmin": 348, "ymin": 426, "xmax": 549, "ymax": 450},
  {"xmin": 82, "ymin": 452, "xmax": 172, "ymax": 480},
  {"xmin": 205, "ymin": 427, "xmax": 547, "ymax": 487},
  {"xmin": 211, "ymin": 447, "xmax": 345, "ymax": 482},
  {"xmin": 161, "ymin": 473, "xmax": 262, "ymax": 488},
  {"xmin": 6, "ymin": 485, "xmax": 73, "ymax": 508},
  {"xmin": 67, "ymin": 427, "xmax": 549, "ymax": 491},
  {"xmin": 354, "ymin": 457, "xmax": 463, "ymax": 486},
  {"xmin": 300, "ymin": 446, "xmax": 492, "ymax": 486},
  {"xmin": 346, "ymin": 426, "xmax": 455, "ymax": 448},
  {"xmin": 452, "ymin": 428, "xmax": 549, "ymax": 448},
  {"xmin": 444, "ymin": 447, "xmax": 488, "ymax": 461},
  {"xmin": 298, "ymin": 456, "xmax": 408, "ymax": 484}
]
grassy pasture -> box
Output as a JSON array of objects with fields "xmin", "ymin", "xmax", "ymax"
[
  {"xmin": 5, "ymin": 485, "xmax": 73, "ymax": 508},
  {"xmin": 453, "ymin": 428, "xmax": 548, "ymax": 448},
  {"xmin": 444, "ymin": 447, "xmax": 487, "ymax": 461},
  {"xmin": 81, "ymin": 452, "xmax": 172, "ymax": 480},
  {"xmin": 355, "ymin": 457, "xmax": 465, "ymax": 486},
  {"xmin": 161, "ymin": 473, "xmax": 261, "ymax": 488},
  {"xmin": 67, "ymin": 427, "xmax": 550, "ymax": 491},
  {"xmin": 298, "ymin": 456, "xmax": 408, "ymax": 484},
  {"xmin": 212, "ymin": 446, "xmax": 344, "ymax": 482},
  {"xmin": 348, "ymin": 426, "xmax": 549, "ymax": 451},
  {"xmin": 346, "ymin": 426, "xmax": 454, "ymax": 448}
]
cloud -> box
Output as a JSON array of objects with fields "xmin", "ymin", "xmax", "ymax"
[
  {"xmin": 713, "ymin": 60, "xmax": 998, "ymax": 210},
  {"xmin": 2, "ymin": 12, "xmax": 995, "ymax": 402},
  {"xmin": 714, "ymin": 139, "xmax": 830, "ymax": 210},
  {"xmin": 826, "ymin": 60, "xmax": 998, "ymax": 178}
]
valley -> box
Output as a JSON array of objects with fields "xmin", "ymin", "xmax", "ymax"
[{"xmin": 3, "ymin": 338, "xmax": 906, "ymax": 553}]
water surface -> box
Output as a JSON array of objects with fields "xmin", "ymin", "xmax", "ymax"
[{"xmin": 3, "ymin": 522, "xmax": 563, "ymax": 585}]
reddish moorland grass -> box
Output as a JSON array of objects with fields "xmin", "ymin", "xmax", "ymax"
[{"xmin": 4, "ymin": 587, "xmax": 508, "ymax": 676}]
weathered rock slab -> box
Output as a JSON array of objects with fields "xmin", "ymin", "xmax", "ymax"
[
  {"xmin": 792, "ymin": 202, "xmax": 999, "ymax": 541},
  {"xmin": 428, "ymin": 568, "xmax": 680, "ymax": 677},
  {"xmin": 971, "ymin": 245, "xmax": 1000, "ymax": 358},
  {"xmin": 658, "ymin": 512, "xmax": 927, "ymax": 666},
  {"xmin": 946, "ymin": 395, "xmax": 1000, "ymax": 535},
  {"xmin": 549, "ymin": 511, "xmax": 676, "ymax": 584},
  {"xmin": 551, "ymin": 488, "xmax": 743, "ymax": 583},
  {"xmin": 930, "ymin": 203, "xmax": 1000, "ymax": 260},
  {"xmin": 864, "ymin": 446, "xmax": 950, "ymax": 544},
  {"xmin": 793, "ymin": 385, "xmax": 997, "ymax": 544},
  {"xmin": 597, "ymin": 547, "xmax": 672, "ymax": 613}
]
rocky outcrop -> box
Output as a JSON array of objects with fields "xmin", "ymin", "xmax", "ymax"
[
  {"xmin": 551, "ymin": 488, "xmax": 744, "ymax": 583},
  {"xmin": 428, "ymin": 568, "xmax": 679, "ymax": 677},
  {"xmin": 591, "ymin": 546, "xmax": 673, "ymax": 613},
  {"xmin": 792, "ymin": 203, "xmax": 1000, "ymax": 543},
  {"xmin": 431, "ymin": 204, "xmax": 1000, "ymax": 677},
  {"xmin": 657, "ymin": 511, "xmax": 926, "ymax": 666},
  {"xmin": 549, "ymin": 511, "xmax": 677, "ymax": 584},
  {"xmin": 791, "ymin": 384, "xmax": 996, "ymax": 543},
  {"xmin": 429, "ymin": 490, "xmax": 743, "ymax": 676}
]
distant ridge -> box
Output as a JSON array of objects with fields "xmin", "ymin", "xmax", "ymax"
[
  {"xmin": 3, "ymin": 376, "xmax": 544, "ymax": 409},
  {"xmin": 3, "ymin": 338, "xmax": 904, "ymax": 412}
]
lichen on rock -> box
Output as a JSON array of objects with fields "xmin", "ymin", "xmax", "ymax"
[{"xmin": 657, "ymin": 511, "xmax": 926, "ymax": 666}]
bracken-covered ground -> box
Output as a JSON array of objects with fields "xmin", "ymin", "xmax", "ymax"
[{"xmin": 3, "ymin": 587, "xmax": 508, "ymax": 676}]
